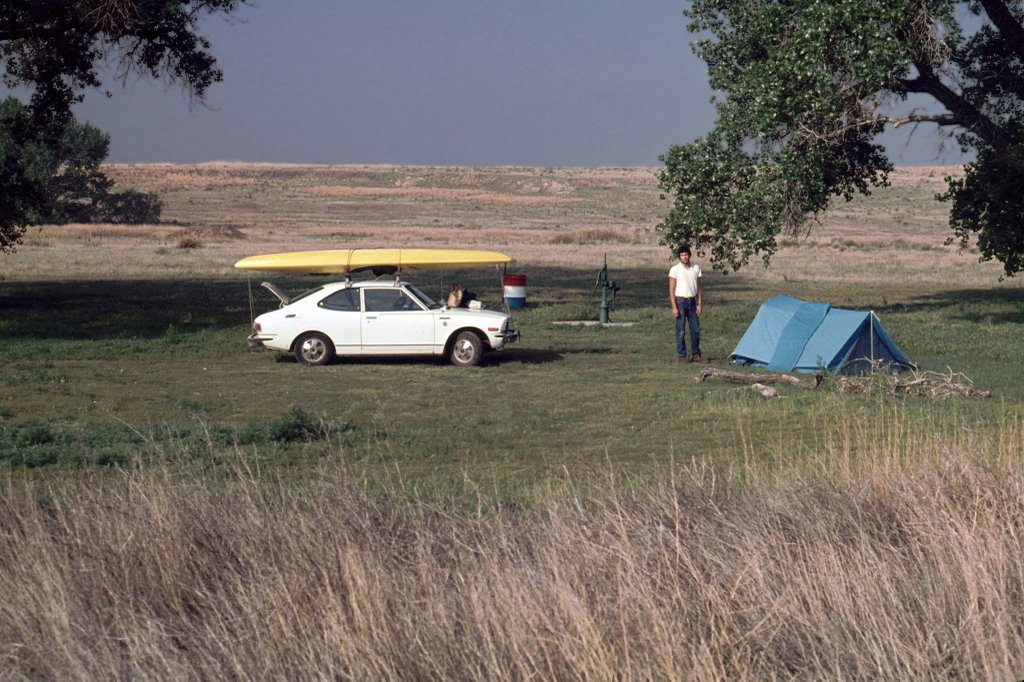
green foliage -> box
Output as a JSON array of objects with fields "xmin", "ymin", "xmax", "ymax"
[
  {"xmin": 0, "ymin": 1, "xmax": 244, "ymax": 117},
  {"xmin": 251, "ymin": 406, "xmax": 334, "ymax": 444},
  {"xmin": 0, "ymin": 408, "xmax": 351, "ymax": 468},
  {"xmin": 0, "ymin": 419, "xmax": 138, "ymax": 467},
  {"xmin": 660, "ymin": 0, "xmax": 1024, "ymax": 276},
  {"xmin": 0, "ymin": 0, "xmax": 241, "ymax": 250},
  {"xmin": 96, "ymin": 189, "xmax": 162, "ymax": 224},
  {"xmin": 0, "ymin": 97, "xmax": 39, "ymax": 251},
  {"xmin": 659, "ymin": 130, "xmax": 891, "ymax": 270},
  {"xmin": 944, "ymin": 147, "xmax": 1024, "ymax": 277},
  {"xmin": 20, "ymin": 105, "xmax": 114, "ymax": 224},
  {"xmin": 0, "ymin": 97, "xmax": 161, "ymax": 239}
]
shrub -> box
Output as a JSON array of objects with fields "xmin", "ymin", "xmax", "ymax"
[
  {"xmin": 268, "ymin": 406, "xmax": 329, "ymax": 443},
  {"xmin": 97, "ymin": 190, "xmax": 162, "ymax": 224},
  {"xmin": 234, "ymin": 407, "xmax": 332, "ymax": 445}
]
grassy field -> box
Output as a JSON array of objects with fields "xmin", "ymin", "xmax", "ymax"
[
  {"xmin": 1, "ymin": 164, "xmax": 1019, "ymax": 484},
  {"xmin": 2, "ymin": 164, "xmax": 1024, "ymax": 676}
]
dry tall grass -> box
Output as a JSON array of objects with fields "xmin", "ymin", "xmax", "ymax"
[{"xmin": 2, "ymin": 417, "xmax": 1023, "ymax": 679}]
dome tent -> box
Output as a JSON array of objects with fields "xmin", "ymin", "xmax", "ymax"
[{"xmin": 730, "ymin": 295, "xmax": 912, "ymax": 375}]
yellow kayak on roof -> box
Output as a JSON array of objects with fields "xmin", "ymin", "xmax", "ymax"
[{"xmin": 234, "ymin": 248, "xmax": 511, "ymax": 274}]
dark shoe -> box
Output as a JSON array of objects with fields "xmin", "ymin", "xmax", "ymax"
[
  {"xmin": 677, "ymin": 356, "xmax": 686, "ymax": 364},
  {"xmin": 691, "ymin": 354, "xmax": 702, "ymax": 363}
]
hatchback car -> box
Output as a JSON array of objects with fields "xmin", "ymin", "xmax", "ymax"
[{"xmin": 247, "ymin": 279, "xmax": 519, "ymax": 366}]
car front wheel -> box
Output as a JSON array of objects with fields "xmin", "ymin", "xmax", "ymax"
[
  {"xmin": 294, "ymin": 332, "xmax": 335, "ymax": 366},
  {"xmin": 449, "ymin": 331, "xmax": 483, "ymax": 366}
]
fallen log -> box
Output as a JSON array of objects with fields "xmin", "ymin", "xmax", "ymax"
[{"xmin": 695, "ymin": 367, "xmax": 821, "ymax": 390}]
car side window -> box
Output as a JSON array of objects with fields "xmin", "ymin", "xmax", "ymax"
[
  {"xmin": 318, "ymin": 288, "xmax": 361, "ymax": 311},
  {"xmin": 364, "ymin": 289, "xmax": 421, "ymax": 312}
]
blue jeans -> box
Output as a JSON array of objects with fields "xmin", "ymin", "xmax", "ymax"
[{"xmin": 675, "ymin": 297, "xmax": 701, "ymax": 358}]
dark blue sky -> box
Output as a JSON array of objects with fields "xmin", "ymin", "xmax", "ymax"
[{"xmin": 70, "ymin": 1, "xmax": 967, "ymax": 166}]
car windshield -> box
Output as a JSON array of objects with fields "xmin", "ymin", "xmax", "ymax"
[{"xmin": 407, "ymin": 285, "xmax": 441, "ymax": 309}]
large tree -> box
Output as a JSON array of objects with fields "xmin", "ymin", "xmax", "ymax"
[
  {"xmin": 0, "ymin": 97, "xmax": 160, "ymax": 226},
  {"xmin": 658, "ymin": 0, "xmax": 1024, "ymax": 277},
  {"xmin": 0, "ymin": 0, "xmax": 244, "ymax": 251}
]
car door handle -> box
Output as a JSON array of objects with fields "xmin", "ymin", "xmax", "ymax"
[{"xmin": 365, "ymin": 316, "xmax": 377, "ymax": 320}]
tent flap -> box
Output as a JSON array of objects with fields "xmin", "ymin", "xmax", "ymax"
[{"xmin": 766, "ymin": 300, "xmax": 830, "ymax": 372}]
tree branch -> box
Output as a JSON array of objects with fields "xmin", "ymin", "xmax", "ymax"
[
  {"xmin": 0, "ymin": 21, "xmax": 79, "ymax": 42},
  {"xmin": 977, "ymin": 0, "xmax": 1024, "ymax": 63},
  {"xmin": 881, "ymin": 113, "xmax": 960, "ymax": 128},
  {"xmin": 74, "ymin": 0, "xmax": 141, "ymax": 35},
  {"xmin": 900, "ymin": 62, "xmax": 1012, "ymax": 150}
]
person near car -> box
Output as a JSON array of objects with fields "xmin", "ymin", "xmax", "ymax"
[
  {"xmin": 447, "ymin": 282, "xmax": 464, "ymax": 308},
  {"xmin": 669, "ymin": 244, "xmax": 702, "ymax": 363}
]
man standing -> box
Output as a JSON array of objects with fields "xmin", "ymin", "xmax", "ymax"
[{"xmin": 669, "ymin": 244, "xmax": 702, "ymax": 363}]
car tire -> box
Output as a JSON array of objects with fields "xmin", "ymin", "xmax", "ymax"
[
  {"xmin": 294, "ymin": 332, "xmax": 335, "ymax": 366},
  {"xmin": 449, "ymin": 331, "xmax": 483, "ymax": 367}
]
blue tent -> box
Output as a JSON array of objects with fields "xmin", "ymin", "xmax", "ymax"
[{"xmin": 730, "ymin": 295, "xmax": 912, "ymax": 375}]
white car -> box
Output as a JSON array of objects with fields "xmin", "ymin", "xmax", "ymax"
[{"xmin": 247, "ymin": 279, "xmax": 519, "ymax": 366}]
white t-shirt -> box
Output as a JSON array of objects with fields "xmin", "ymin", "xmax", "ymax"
[{"xmin": 669, "ymin": 262, "xmax": 701, "ymax": 298}]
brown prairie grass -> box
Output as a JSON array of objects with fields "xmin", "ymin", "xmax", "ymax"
[
  {"xmin": 306, "ymin": 185, "xmax": 582, "ymax": 205},
  {"xmin": 549, "ymin": 227, "xmax": 648, "ymax": 245},
  {"xmin": 2, "ymin": 421, "xmax": 1024, "ymax": 679},
  {"xmin": 13, "ymin": 163, "xmax": 1008, "ymax": 287}
]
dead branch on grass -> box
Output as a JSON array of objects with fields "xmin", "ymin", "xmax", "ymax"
[
  {"xmin": 696, "ymin": 367, "xmax": 822, "ymax": 390},
  {"xmin": 750, "ymin": 383, "xmax": 782, "ymax": 399},
  {"xmin": 697, "ymin": 366, "xmax": 991, "ymax": 400},
  {"xmin": 837, "ymin": 368, "xmax": 991, "ymax": 399}
]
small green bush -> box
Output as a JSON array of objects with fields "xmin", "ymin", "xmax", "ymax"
[
  {"xmin": 15, "ymin": 422, "xmax": 57, "ymax": 447},
  {"xmin": 235, "ymin": 407, "xmax": 333, "ymax": 445},
  {"xmin": 268, "ymin": 407, "xmax": 329, "ymax": 443}
]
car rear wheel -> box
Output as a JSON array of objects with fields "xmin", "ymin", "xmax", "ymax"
[
  {"xmin": 294, "ymin": 332, "xmax": 335, "ymax": 366},
  {"xmin": 449, "ymin": 331, "xmax": 483, "ymax": 366}
]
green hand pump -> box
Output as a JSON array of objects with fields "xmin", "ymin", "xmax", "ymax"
[{"xmin": 590, "ymin": 254, "xmax": 620, "ymax": 324}]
